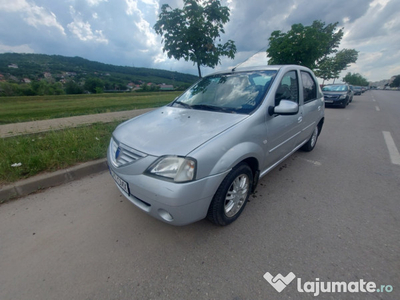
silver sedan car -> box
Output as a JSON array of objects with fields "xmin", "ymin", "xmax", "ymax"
[{"xmin": 107, "ymin": 65, "xmax": 325, "ymax": 226}]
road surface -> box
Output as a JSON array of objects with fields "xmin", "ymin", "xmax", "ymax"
[{"xmin": 0, "ymin": 90, "xmax": 399, "ymax": 300}]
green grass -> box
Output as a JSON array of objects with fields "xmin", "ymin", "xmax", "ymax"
[
  {"xmin": 0, "ymin": 122, "xmax": 120, "ymax": 184},
  {"xmin": 0, "ymin": 92, "xmax": 181, "ymax": 124}
]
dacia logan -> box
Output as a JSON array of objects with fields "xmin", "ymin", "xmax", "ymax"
[{"xmin": 107, "ymin": 65, "xmax": 325, "ymax": 226}]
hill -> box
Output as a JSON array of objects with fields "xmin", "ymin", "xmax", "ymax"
[{"xmin": 0, "ymin": 53, "xmax": 198, "ymax": 88}]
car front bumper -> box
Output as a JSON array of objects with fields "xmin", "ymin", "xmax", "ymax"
[
  {"xmin": 107, "ymin": 149, "xmax": 229, "ymax": 226},
  {"xmin": 324, "ymin": 98, "xmax": 347, "ymax": 106}
]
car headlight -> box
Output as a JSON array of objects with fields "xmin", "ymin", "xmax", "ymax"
[
  {"xmin": 339, "ymin": 94, "xmax": 346, "ymax": 99},
  {"xmin": 146, "ymin": 156, "xmax": 196, "ymax": 182}
]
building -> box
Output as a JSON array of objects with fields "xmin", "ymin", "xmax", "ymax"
[{"xmin": 159, "ymin": 84, "xmax": 174, "ymax": 91}]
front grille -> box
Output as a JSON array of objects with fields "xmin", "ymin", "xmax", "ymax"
[
  {"xmin": 110, "ymin": 138, "xmax": 147, "ymax": 167},
  {"xmin": 324, "ymin": 94, "xmax": 339, "ymax": 100}
]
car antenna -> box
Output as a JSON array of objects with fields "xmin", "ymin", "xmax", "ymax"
[{"xmin": 232, "ymin": 44, "xmax": 269, "ymax": 72}]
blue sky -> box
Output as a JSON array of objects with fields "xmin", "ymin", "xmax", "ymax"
[{"xmin": 0, "ymin": 0, "xmax": 399, "ymax": 82}]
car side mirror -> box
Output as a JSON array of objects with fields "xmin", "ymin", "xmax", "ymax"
[{"xmin": 269, "ymin": 100, "xmax": 299, "ymax": 116}]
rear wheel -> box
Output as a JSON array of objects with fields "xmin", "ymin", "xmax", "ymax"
[{"xmin": 207, "ymin": 163, "xmax": 253, "ymax": 226}]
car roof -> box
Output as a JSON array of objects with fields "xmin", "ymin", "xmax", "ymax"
[{"xmin": 207, "ymin": 64, "xmax": 313, "ymax": 76}]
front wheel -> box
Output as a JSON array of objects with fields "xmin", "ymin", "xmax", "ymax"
[
  {"xmin": 207, "ymin": 163, "xmax": 253, "ymax": 226},
  {"xmin": 301, "ymin": 125, "xmax": 319, "ymax": 152}
]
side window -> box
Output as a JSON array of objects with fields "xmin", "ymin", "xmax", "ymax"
[
  {"xmin": 274, "ymin": 71, "xmax": 299, "ymax": 106},
  {"xmin": 301, "ymin": 71, "xmax": 317, "ymax": 103}
]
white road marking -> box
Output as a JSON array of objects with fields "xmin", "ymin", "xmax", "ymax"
[
  {"xmin": 300, "ymin": 158, "xmax": 322, "ymax": 166},
  {"xmin": 383, "ymin": 131, "xmax": 400, "ymax": 165},
  {"xmin": 376, "ymin": 106, "xmax": 380, "ymax": 111},
  {"xmin": 372, "ymin": 99, "xmax": 376, "ymax": 102}
]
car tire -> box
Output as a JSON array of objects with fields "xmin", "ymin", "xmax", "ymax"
[
  {"xmin": 301, "ymin": 125, "xmax": 319, "ymax": 152},
  {"xmin": 207, "ymin": 163, "xmax": 253, "ymax": 226},
  {"xmin": 341, "ymin": 101, "xmax": 347, "ymax": 108}
]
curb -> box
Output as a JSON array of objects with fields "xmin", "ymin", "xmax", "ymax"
[{"xmin": 0, "ymin": 158, "xmax": 108, "ymax": 203}]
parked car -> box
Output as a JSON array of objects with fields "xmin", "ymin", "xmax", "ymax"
[
  {"xmin": 107, "ymin": 65, "xmax": 325, "ymax": 226},
  {"xmin": 353, "ymin": 86, "xmax": 362, "ymax": 95},
  {"xmin": 349, "ymin": 85, "xmax": 354, "ymax": 102},
  {"xmin": 322, "ymin": 84, "xmax": 353, "ymax": 108}
]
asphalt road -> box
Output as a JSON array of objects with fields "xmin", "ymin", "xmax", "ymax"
[{"xmin": 1, "ymin": 90, "xmax": 399, "ymax": 300}]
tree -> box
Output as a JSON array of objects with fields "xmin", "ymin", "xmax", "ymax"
[
  {"xmin": 31, "ymin": 80, "xmax": 65, "ymax": 95},
  {"xmin": 314, "ymin": 57, "xmax": 335, "ymax": 84},
  {"xmin": 267, "ymin": 21, "xmax": 344, "ymax": 69},
  {"xmin": 390, "ymin": 75, "xmax": 400, "ymax": 88},
  {"xmin": 154, "ymin": 0, "xmax": 236, "ymax": 78},
  {"xmin": 0, "ymin": 82, "xmax": 21, "ymax": 96},
  {"xmin": 316, "ymin": 49, "xmax": 358, "ymax": 84},
  {"xmin": 138, "ymin": 83, "xmax": 160, "ymax": 92},
  {"xmin": 267, "ymin": 20, "xmax": 359, "ymax": 82},
  {"xmin": 65, "ymin": 80, "xmax": 84, "ymax": 94},
  {"xmin": 139, "ymin": 83, "xmax": 149, "ymax": 92},
  {"xmin": 334, "ymin": 49, "xmax": 358, "ymax": 73},
  {"xmin": 342, "ymin": 72, "xmax": 369, "ymax": 86},
  {"xmin": 84, "ymin": 78, "xmax": 104, "ymax": 93}
]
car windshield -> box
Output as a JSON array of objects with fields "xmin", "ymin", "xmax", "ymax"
[
  {"xmin": 322, "ymin": 85, "xmax": 348, "ymax": 92},
  {"xmin": 171, "ymin": 71, "xmax": 277, "ymax": 114}
]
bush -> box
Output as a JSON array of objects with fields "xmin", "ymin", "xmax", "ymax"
[{"xmin": 65, "ymin": 81, "xmax": 84, "ymax": 94}]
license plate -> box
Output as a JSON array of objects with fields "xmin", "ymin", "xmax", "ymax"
[
  {"xmin": 110, "ymin": 169, "xmax": 130, "ymax": 195},
  {"xmin": 325, "ymin": 100, "xmax": 333, "ymax": 103}
]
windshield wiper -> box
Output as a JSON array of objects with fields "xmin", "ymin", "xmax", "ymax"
[
  {"xmin": 173, "ymin": 101, "xmax": 193, "ymax": 109},
  {"xmin": 191, "ymin": 104, "xmax": 236, "ymax": 113}
]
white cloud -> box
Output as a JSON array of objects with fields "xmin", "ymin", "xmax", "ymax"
[
  {"xmin": 67, "ymin": 6, "xmax": 108, "ymax": 43},
  {"xmin": 0, "ymin": 43, "xmax": 34, "ymax": 53},
  {"xmin": 24, "ymin": 6, "xmax": 65, "ymax": 33},
  {"xmin": 370, "ymin": 0, "xmax": 390, "ymax": 8},
  {"xmin": 141, "ymin": 0, "xmax": 159, "ymax": 8},
  {"xmin": 125, "ymin": 0, "xmax": 139, "ymax": 16},
  {"xmin": 153, "ymin": 52, "xmax": 168, "ymax": 64},
  {"xmin": 124, "ymin": 0, "xmax": 158, "ymax": 48},
  {"xmin": 338, "ymin": 0, "xmax": 400, "ymax": 80},
  {"xmin": 0, "ymin": 0, "xmax": 28, "ymax": 11},
  {"xmin": 135, "ymin": 18, "xmax": 157, "ymax": 48},
  {"xmin": 0, "ymin": 0, "xmax": 65, "ymax": 34},
  {"xmin": 86, "ymin": 0, "xmax": 108, "ymax": 6}
]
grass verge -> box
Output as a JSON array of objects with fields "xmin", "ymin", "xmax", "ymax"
[
  {"xmin": 0, "ymin": 92, "xmax": 180, "ymax": 124},
  {"xmin": 0, "ymin": 121, "xmax": 120, "ymax": 185}
]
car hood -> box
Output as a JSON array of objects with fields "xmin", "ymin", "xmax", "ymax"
[
  {"xmin": 322, "ymin": 91, "xmax": 346, "ymax": 95},
  {"xmin": 112, "ymin": 106, "xmax": 248, "ymax": 156}
]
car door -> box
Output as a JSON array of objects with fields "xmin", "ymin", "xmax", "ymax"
[
  {"xmin": 262, "ymin": 70, "xmax": 303, "ymax": 171},
  {"xmin": 297, "ymin": 70, "xmax": 322, "ymax": 146}
]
